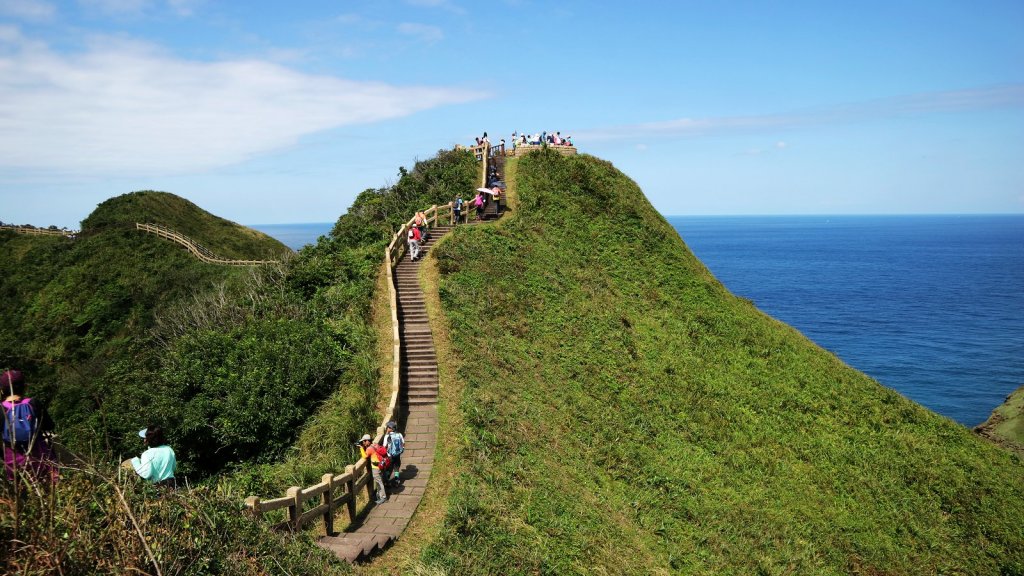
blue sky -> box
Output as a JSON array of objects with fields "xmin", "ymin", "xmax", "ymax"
[{"xmin": 2, "ymin": 0, "xmax": 1022, "ymax": 228}]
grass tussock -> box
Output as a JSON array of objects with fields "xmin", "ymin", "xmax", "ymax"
[
  {"xmin": 418, "ymin": 149, "xmax": 1024, "ymax": 575},
  {"xmin": 1, "ymin": 462, "xmax": 351, "ymax": 575}
]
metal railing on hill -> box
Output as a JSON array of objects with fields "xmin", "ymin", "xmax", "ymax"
[{"xmin": 135, "ymin": 223, "xmax": 279, "ymax": 266}]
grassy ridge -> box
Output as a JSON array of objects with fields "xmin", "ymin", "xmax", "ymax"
[{"xmin": 423, "ymin": 150, "xmax": 1024, "ymax": 575}]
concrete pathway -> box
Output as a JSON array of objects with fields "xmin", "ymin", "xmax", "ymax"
[{"xmin": 316, "ymin": 226, "xmax": 449, "ymax": 563}]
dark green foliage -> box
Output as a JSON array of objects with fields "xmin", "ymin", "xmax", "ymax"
[
  {"xmin": 331, "ymin": 149, "xmax": 477, "ymax": 246},
  {"xmin": 1, "ymin": 149, "xmax": 480, "ymax": 571},
  {"xmin": 423, "ymin": 150, "xmax": 1024, "ymax": 575},
  {"xmin": 159, "ymin": 318, "xmax": 348, "ymax": 475}
]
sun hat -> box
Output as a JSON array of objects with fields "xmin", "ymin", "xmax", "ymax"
[
  {"xmin": 138, "ymin": 428, "xmax": 148, "ymax": 438},
  {"xmin": 359, "ymin": 434, "xmax": 372, "ymax": 442},
  {"xmin": 1, "ymin": 369, "xmax": 24, "ymax": 387}
]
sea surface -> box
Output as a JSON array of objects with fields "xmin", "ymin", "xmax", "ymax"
[
  {"xmin": 668, "ymin": 215, "xmax": 1024, "ymax": 427},
  {"xmin": 252, "ymin": 216, "xmax": 1024, "ymax": 427},
  {"xmin": 249, "ymin": 222, "xmax": 334, "ymax": 251}
]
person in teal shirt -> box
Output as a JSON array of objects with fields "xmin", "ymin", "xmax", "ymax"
[{"xmin": 123, "ymin": 425, "xmax": 176, "ymax": 487}]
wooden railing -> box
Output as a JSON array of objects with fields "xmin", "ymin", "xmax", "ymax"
[
  {"xmin": 135, "ymin": 223, "xmax": 279, "ymax": 266},
  {"xmin": 243, "ymin": 142, "xmax": 492, "ymax": 533},
  {"xmin": 244, "ymin": 202, "xmax": 460, "ymax": 533},
  {"xmin": 512, "ymin": 143, "xmax": 576, "ymax": 157},
  {"xmin": 1, "ymin": 225, "xmax": 77, "ymax": 237}
]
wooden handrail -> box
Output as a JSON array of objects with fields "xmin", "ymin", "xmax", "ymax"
[
  {"xmin": 135, "ymin": 223, "xmax": 279, "ymax": 266},
  {"xmin": 1, "ymin": 225, "xmax": 77, "ymax": 237},
  {"xmin": 245, "ymin": 195, "xmax": 465, "ymax": 533}
]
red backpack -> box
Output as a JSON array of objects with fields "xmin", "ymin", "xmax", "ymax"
[{"xmin": 374, "ymin": 444, "xmax": 392, "ymax": 471}]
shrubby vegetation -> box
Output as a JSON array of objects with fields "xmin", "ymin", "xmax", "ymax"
[
  {"xmin": 422, "ymin": 149, "xmax": 1024, "ymax": 575},
  {"xmin": 1, "ymin": 149, "xmax": 477, "ymax": 573}
]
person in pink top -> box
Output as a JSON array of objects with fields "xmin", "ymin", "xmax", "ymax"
[{"xmin": 2, "ymin": 369, "xmax": 57, "ymax": 483}]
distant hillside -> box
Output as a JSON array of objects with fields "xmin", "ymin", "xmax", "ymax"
[
  {"xmin": 1, "ymin": 190, "xmax": 295, "ymax": 465},
  {"xmin": 421, "ymin": 150, "xmax": 1024, "ymax": 575},
  {"xmin": 82, "ymin": 190, "xmax": 290, "ymax": 260}
]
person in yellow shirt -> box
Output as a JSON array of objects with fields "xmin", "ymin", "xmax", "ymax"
[{"xmin": 358, "ymin": 434, "xmax": 387, "ymax": 504}]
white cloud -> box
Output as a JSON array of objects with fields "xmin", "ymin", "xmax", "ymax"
[
  {"xmin": 76, "ymin": 0, "xmax": 200, "ymax": 17},
  {"xmin": 397, "ymin": 22, "xmax": 444, "ymax": 43},
  {"xmin": 0, "ymin": 35, "xmax": 488, "ymax": 175},
  {"xmin": 166, "ymin": 0, "xmax": 201, "ymax": 16},
  {"xmin": 77, "ymin": 0, "xmax": 149, "ymax": 17},
  {"xmin": 0, "ymin": 0, "xmax": 56, "ymax": 21},
  {"xmin": 575, "ymin": 85, "xmax": 1024, "ymax": 142},
  {"xmin": 404, "ymin": 0, "xmax": 465, "ymax": 15}
]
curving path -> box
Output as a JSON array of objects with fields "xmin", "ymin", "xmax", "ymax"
[{"xmin": 317, "ymin": 224, "xmax": 451, "ymax": 563}]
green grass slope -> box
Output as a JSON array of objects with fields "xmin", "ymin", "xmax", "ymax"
[
  {"xmin": 423, "ymin": 150, "xmax": 1024, "ymax": 575},
  {"xmin": 82, "ymin": 190, "xmax": 290, "ymax": 260}
]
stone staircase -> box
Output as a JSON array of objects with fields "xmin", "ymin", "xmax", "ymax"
[{"xmin": 316, "ymin": 225, "xmax": 451, "ymax": 563}]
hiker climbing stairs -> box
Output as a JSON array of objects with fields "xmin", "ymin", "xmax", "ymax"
[{"xmin": 316, "ymin": 225, "xmax": 451, "ymax": 562}]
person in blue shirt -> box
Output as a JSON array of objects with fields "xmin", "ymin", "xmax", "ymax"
[{"xmin": 123, "ymin": 425, "xmax": 176, "ymax": 488}]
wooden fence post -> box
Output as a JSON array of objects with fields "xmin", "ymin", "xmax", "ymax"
[
  {"xmin": 345, "ymin": 465, "xmax": 357, "ymax": 523},
  {"xmin": 365, "ymin": 463, "xmax": 376, "ymax": 501},
  {"xmin": 287, "ymin": 486, "xmax": 301, "ymax": 530},
  {"xmin": 244, "ymin": 496, "xmax": 261, "ymax": 518},
  {"xmin": 321, "ymin": 473, "xmax": 335, "ymax": 535}
]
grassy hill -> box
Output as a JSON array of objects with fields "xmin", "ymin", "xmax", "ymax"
[
  {"xmin": 417, "ymin": 150, "xmax": 1024, "ymax": 575},
  {"xmin": 82, "ymin": 190, "xmax": 290, "ymax": 260}
]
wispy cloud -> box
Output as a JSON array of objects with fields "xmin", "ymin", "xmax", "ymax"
[
  {"xmin": 0, "ymin": 0, "xmax": 56, "ymax": 21},
  {"xmin": 575, "ymin": 85, "xmax": 1024, "ymax": 142},
  {"xmin": 0, "ymin": 33, "xmax": 488, "ymax": 175},
  {"xmin": 404, "ymin": 0, "xmax": 465, "ymax": 15},
  {"xmin": 76, "ymin": 0, "xmax": 200, "ymax": 18},
  {"xmin": 77, "ymin": 0, "xmax": 148, "ymax": 17},
  {"xmin": 397, "ymin": 22, "xmax": 444, "ymax": 44}
]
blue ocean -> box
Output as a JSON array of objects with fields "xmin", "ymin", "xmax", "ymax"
[
  {"xmin": 250, "ymin": 222, "xmax": 334, "ymax": 251},
  {"xmin": 668, "ymin": 215, "xmax": 1024, "ymax": 427},
  {"xmin": 253, "ymin": 216, "xmax": 1024, "ymax": 427}
]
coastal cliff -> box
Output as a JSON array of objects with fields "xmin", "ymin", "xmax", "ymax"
[{"xmin": 976, "ymin": 385, "xmax": 1024, "ymax": 457}]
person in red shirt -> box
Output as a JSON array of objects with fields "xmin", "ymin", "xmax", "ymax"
[{"xmin": 407, "ymin": 225, "xmax": 422, "ymax": 261}]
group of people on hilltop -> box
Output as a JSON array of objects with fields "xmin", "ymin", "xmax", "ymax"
[
  {"xmin": 2, "ymin": 369, "xmax": 175, "ymax": 488},
  {"xmin": 356, "ymin": 421, "xmax": 405, "ymax": 505},
  {"xmin": 512, "ymin": 130, "xmax": 573, "ymax": 150}
]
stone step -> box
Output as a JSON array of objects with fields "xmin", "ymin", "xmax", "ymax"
[{"xmin": 403, "ymin": 355, "xmax": 437, "ymax": 362}]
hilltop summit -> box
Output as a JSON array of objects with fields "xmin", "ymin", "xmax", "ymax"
[{"xmin": 83, "ymin": 190, "xmax": 289, "ymax": 260}]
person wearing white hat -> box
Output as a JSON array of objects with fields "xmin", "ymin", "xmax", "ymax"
[
  {"xmin": 122, "ymin": 425, "xmax": 176, "ymax": 487},
  {"xmin": 358, "ymin": 433, "xmax": 387, "ymax": 504}
]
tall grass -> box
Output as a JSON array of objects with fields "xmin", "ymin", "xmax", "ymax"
[
  {"xmin": 1, "ymin": 459, "xmax": 351, "ymax": 575},
  {"xmin": 419, "ymin": 150, "xmax": 1024, "ymax": 575}
]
